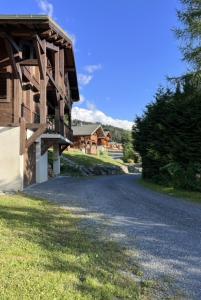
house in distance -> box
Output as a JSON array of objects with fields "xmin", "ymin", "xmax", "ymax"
[
  {"xmin": 0, "ymin": 15, "xmax": 79, "ymax": 191},
  {"xmin": 72, "ymin": 124, "xmax": 111, "ymax": 155}
]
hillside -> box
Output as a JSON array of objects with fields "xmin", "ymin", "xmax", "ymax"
[{"xmin": 72, "ymin": 119, "xmax": 129, "ymax": 143}]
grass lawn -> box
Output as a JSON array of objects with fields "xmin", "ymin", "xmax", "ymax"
[
  {"xmin": 139, "ymin": 179, "xmax": 201, "ymax": 204},
  {"xmin": 63, "ymin": 150, "xmax": 125, "ymax": 168},
  {"xmin": 0, "ymin": 194, "xmax": 149, "ymax": 299},
  {"xmin": 48, "ymin": 150, "xmax": 125, "ymax": 177}
]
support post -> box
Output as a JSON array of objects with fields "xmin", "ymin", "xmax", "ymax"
[
  {"xmin": 36, "ymin": 139, "xmax": 48, "ymax": 183},
  {"xmin": 53, "ymin": 144, "xmax": 60, "ymax": 176},
  {"xmin": 13, "ymin": 76, "xmax": 20, "ymax": 123},
  {"xmin": 39, "ymin": 40, "xmax": 47, "ymax": 123}
]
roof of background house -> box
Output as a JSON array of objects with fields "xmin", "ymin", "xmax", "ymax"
[
  {"xmin": 0, "ymin": 15, "xmax": 79, "ymax": 101},
  {"xmin": 72, "ymin": 124, "xmax": 105, "ymax": 136},
  {"xmin": 104, "ymin": 131, "xmax": 111, "ymax": 137}
]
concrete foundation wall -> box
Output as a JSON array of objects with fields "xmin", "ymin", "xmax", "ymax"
[
  {"xmin": 36, "ymin": 140, "xmax": 48, "ymax": 183},
  {"xmin": 0, "ymin": 127, "xmax": 23, "ymax": 191}
]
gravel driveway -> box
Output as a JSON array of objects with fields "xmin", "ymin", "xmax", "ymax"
[{"xmin": 25, "ymin": 174, "xmax": 201, "ymax": 299}]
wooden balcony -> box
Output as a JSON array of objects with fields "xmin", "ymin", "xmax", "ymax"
[{"xmin": 47, "ymin": 116, "xmax": 73, "ymax": 141}]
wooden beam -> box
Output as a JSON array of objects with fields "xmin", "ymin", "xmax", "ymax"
[
  {"xmin": 0, "ymin": 72, "xmax": 12, "ymax": 79},
  {"xmin": 40, "ymin": 40, "xmax": 47, "ymax": 123},
  {"xmin": 66, "ymin": 68, "xmax": 75, "ymax": 72},
  {"xmin": 34, "ymin": 38, "xmax": 45, "ymax": 79},
  {"xmin": 50, "ymin": 33, "xmax": 59, "ymax": 41},
  {"xmin": 26, "ymin": 123, "xmax": 45, "ymax": 129},
  {"xmin": 46, "ymin": 69, "xmax": 64, "ymax": 98},
  {"xmin": 59, "ymin": 49, "xmax": 64, "ymax": 77},
  {"xmin": 46, "ymin": 41, "xmax": 59, "ymax": 52},
  {"xmin": 59, "ymin": 145, "xmax": 68, "ymax": 155},
  {"xmin": 60, "ymin": 99, "xmax": 64, "ymax": 119},
  {"xmin": 4, "ymin": 39, "xmax": 18, "ymax": 78},
  {"xmin": 67, "ymin": 43, "xmax": 72, "ymax": 49},
  {"xmin": 0, "ymin": 123, "xmax": 19, "ymax": 127},
  {"xmin": 55, "ymin": 49, "xmax": 60, "ymax": 102},
  {"xmin": 26, "ymin": 124, "xmax": 47, "ymax": 149},
  {"xmin": 0, "ymin": 32, "xmax": 22, "ymax": 58},
  {"xmin": 55, "ymin": 38, "xmax": 64, "ymax": 45},
  {"xmin": 34, "ymin": 34, "xmax": 45, "ymax": 54},
  {"xmin": 41, "ymin": 139, "xmax": 54, "ymax": 156},
  {"xmin": 17, "ymin": 63, "xmax": 23, "ymax": 85},
  {"xmin": 20, "ymin": 117, "xmax": 26, "ymax": 155},
  {"xmin": 0, "ymin": 53, "xmax": 21, "ymax": 68},
  {"xmin": 41, "ymin": 29, "xmax": 53, "ymax": 38},
  {"xmin": 19, "ymin": 59, "xmax": 38, "ymax": 66},
  {"xmin": 21, "ymin": 66, "xmax": 40, "ymax": 91},
  {"xmin": 13, "ymin": 78, "xmax": 20, "ymax": 123}
]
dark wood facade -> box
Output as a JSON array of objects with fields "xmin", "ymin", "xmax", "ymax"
[
  {"xmin": 0, "ymin": 16, "xmax": 79, "ymax": 188},
  {"xmin": 0, "ymin": 16, "xmax": 79, "ymax": 147}
]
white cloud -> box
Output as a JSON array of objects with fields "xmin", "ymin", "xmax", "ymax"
[
  {"xmin": 78, "ymin": 64, "xmax": 102, "ymax": 88},
  {"xmin": 72, "ymin": 106, "xmax": 133, "ymax": 130},
  {"xmin": 78, "ymin": 74, "xmax": 93, "ymax": 86},
  {"xmin": 84, "ymin": 64, "xmax": 102, "ymax": 74},
  {"xmin": 86, "ymin": 101, "xmax": 96, "ymax": 111},
  {"xmin": 37, "ymin": 0, "xmax": 54, "ymax": 17}
]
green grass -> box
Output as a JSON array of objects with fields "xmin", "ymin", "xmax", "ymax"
[
  {"xmin": 139, "ymin": 179, "xmax": 201, "ymax": 204},
  {"xmin": 0, "ymin": 194, "xmax": 148, "ymax": 300},
  {"xmin": 48, "ymin": 150, "xmax": 125, "ymax": 177},
  {"xmin": 63, "ymin": 150, "xmax": 124, "ymax": 168}
]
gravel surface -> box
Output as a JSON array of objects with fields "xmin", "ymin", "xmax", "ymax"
[{"xmin": 25, "ymin": 174, "xmax": 201, "ymax": 299}]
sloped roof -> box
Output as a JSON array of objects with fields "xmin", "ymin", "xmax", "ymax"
[
  {"xmin": 72, "ymin": 124, "xmax": 104, "ymax": 136},
  {"xmin": 104, "ymin": 130, "xmax": 112, "ymax": 137}
]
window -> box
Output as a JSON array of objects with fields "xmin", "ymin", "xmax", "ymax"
[
  {"xmin": 20, "ymin": 41, "xmax": 35, "ymax": 59},
  {"xmin": 22, "ymin": 44, "xmax": 31, "ymax": 59},
  {"xmin": 0, "ymin": 67, "xmax": 11, "ymax": 103},
  {"xmin": 0, "ymin": 77, "xmax": 7, "ymax": 99}
]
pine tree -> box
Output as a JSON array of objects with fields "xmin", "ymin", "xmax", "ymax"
[{"xmin": 176, "ymin": 0, "xmax": 201, "ymax": 69}]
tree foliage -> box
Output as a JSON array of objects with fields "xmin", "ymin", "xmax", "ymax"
[
  {"xmin": 121, "ymin": 131, "xmax": 138, "ymax": 163},
  {"xmin": 176, "ymin": 0, "xmax": 201, "ymax": 69},
  {"xmin": 132, "ymin": 0, "xmax": 201, "ymax": 191},
  {"xmin": 132, "ymin": 82, "xmax": 201, "ymax": 191}
]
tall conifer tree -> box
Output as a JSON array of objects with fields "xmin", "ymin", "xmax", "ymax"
[{"xmin": 176, "ymin": 0, "xmax": 201, "ymax": 69}]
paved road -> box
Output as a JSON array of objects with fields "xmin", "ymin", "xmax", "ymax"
[
  {"xmin": 25, "ymin": 175, "xmax": 201, "ymax": 299},
  {"xmin": 108, "ymin": 150, "xmax": 123, "ymax": 160}
]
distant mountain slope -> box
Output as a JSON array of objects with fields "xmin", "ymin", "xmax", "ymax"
[{"xmin": 72, "ymin": 119, "xmax": 129, "ymax": 143}]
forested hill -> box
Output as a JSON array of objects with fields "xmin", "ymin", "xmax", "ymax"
[{"xmin": 72, "ymin": 119, "xmax": 129, "ymax": 143}]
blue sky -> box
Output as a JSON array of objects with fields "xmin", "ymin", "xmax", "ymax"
[{"xmin": 0, "ymin": 0, "xmax": 187, "ymax": 129}]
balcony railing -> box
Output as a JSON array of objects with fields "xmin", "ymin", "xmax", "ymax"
[
  {"xmin": 21, "ymin": 104, "xmax": 40, "ymax": 123},
  {"xmin": 47, "ymin": 116, "xmax": 73, "ymax": 141}
]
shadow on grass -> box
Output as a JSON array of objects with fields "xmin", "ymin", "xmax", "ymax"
[{"xmin": 0, "ymin": 194, "xmax": 141, "ymax": 300}]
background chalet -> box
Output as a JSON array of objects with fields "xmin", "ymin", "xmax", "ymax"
[
  {"xmin": 72, "ymin": 124, "xmax": 111, "ymax": 155},
  {"xmin": 0, "ymin": 15, "xmax": 79, "ymax": 191}
]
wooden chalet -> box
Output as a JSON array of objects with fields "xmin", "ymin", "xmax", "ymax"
[
  {"xmin": 103, "ymin": 131, "xmax": 112, "ymax": 149},
  {"xmin": 72, "ymin": 124, "xmax": 110, "ymax": 155},
  {"xmin": 0, "ymin": 15, "xmax": 79, "ymax": 191}
]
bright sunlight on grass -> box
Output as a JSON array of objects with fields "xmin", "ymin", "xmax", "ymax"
[
  {"xmin": 0, "ymin": 194, "xmax": 149, "ymax": 300},
  {"xmin": 139, "ymin": 179, "xmax": 201, "ymax": 204},
  {"xmin": 63, "ymin": 150, "xmax": 124, "ymax": 168}
]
